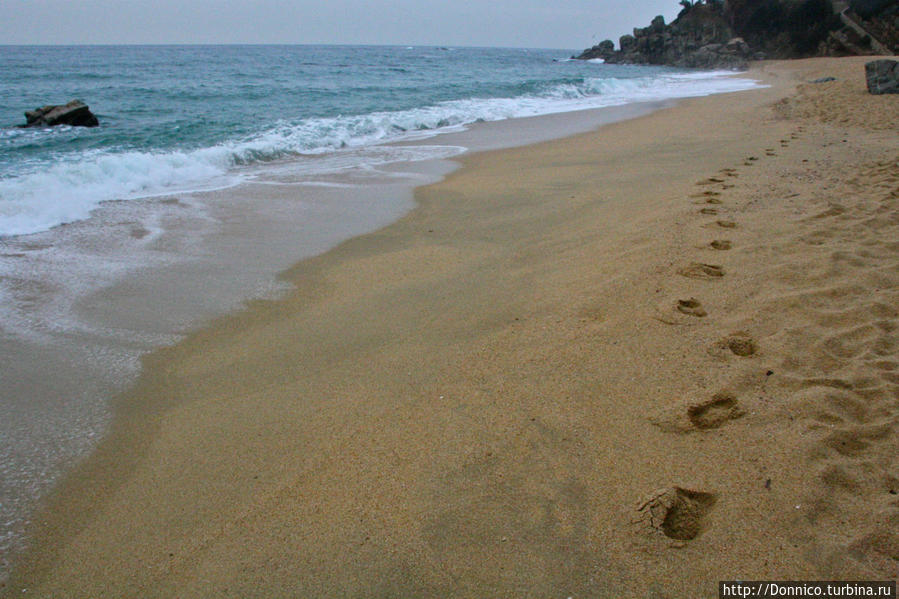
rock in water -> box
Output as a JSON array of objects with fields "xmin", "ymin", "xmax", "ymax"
[
  {"xmin": 22, "ymin": 99, "xmax": 99, "ymax": 128},
  {"xmin": 865, "ymin": 60, "xmax": 899, "ymax": 95}
]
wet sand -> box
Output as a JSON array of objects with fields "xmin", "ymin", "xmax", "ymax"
[{"xmin": 5, "ymin": 57, "xmax": 898, "ymax": 597}]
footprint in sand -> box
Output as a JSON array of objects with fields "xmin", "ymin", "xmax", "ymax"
[
  {"xmin": 654, "ymin": 298, "xmax": 710, "ymax": 325},
  {"xmin": 697, "ymin": 177, "xmax": 725, "ymax": 185},
  {"xmin": 691, "ymin": 191, "xmax": 723, "ymax": 204},
  {"xmin": 848, "ymin": 523, "xmax": 899, "ymax": 574},
  {"xmin": 687, "ymin": 393, "xmax": 744, "ymax": 429},
  {"xmin": 812, "ymin": 204, "xmax": 845, "ymax": 219},
  {"xmin": 716, "ymin": 220, "xmax": 737, "ymax": 229},
  {"xmin": 676, "ymin": 298, "xmax": 707, "ymax": 317},
  {"xmin": 700, "ymin": 207, "xmax": 719, "ymax": 215},
  {"xmin": 720, "ymin": 333, "xmax": 757, "ymax": 356},
  {"xmin": 678, "ymin": 263, "xmax": 725, "ymax": 279},
  {"xmin": 821, "ymin": 423, "xmax": 892, "ymax": 457},
  {"xmin": 650, "ymin": 392, "xmax": 743, "ymax": 433},
  {"xmin": 636, "ymin": 487, "xmax": 717, "ymax": 541},
  {"xmin": 710, "ymin": 240, "xmax": 732, "ymax": 250}
]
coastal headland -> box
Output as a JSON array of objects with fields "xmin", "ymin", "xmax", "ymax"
[{"xmin": 4, "ymin": 57, "xmax": 898, "ymax": 597}]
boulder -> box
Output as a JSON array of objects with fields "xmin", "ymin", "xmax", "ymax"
[
  {"xmin": 678, "ymin": 45, "xmax": 749, "ymax": 70},
  {"xmin": 723, "ymin": 37, "xmax": 751, "ymax": 55},
  {"xmin": 596, "ymin": 39, "xmax": 615, "ymax": 56},
  {"xmin": 573, "ymin": 39, "xmax": 616, "ymax": 60},
  {"xmin": 865, "ymin": 59, "xmax": 899, "ymax": 94},
  {"xmin": 22, "ymin": 100, "xmax": 99, "ymax": 128}
]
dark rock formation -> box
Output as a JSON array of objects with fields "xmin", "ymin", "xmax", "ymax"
[
  {"xmin": 576, "ymin": 5, "xmax": 752, "ymax": 69},
  {"xmin": 584, "ymin": 39, "xmax": 615, "ymax": 60},
  {"xmin": 851, "ymin": 0, "xmax": 893, "ymax": 19},
  {"xmin": 865, "ymin": 59, "xmax": 899, "ymax": 93},
  {"xmin": 21, "ymin": 100, "xmax": 99, "ymax": 128},
  {"xmin": 843, "ymin": 0, "xmax": 899, "ymax": 54},
  {"xmin": 575, "ymin": 0, "xmax": 897, "ymax": 68},
  {"xmin": 725, "ymin": 0, "xmax": 896, "ymax": 56},
  {"xmin": 725, "ymin": 0, "xmax": 841, "ymax": 57}
]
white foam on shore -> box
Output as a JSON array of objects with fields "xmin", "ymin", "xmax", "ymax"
[
  {"xmin": 0, "ymin": 71, "xmax": 761, "ymax": 238},
  {"xmin": 0, "ymin": 159, "xmax": 440, "ymax": 582}
]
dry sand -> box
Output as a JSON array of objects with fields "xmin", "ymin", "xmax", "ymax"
[{"xmin": 4, "ymin": 57, "xmax": 898, "ymax": 598}]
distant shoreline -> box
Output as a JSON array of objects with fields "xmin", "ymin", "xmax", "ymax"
[{"xmin": 0, "ymin": 43, "xmax": 582, "ymax": 50}]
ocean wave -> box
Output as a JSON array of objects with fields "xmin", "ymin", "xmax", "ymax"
[
  {"xmin": 0, "ymin": 149, "xmax": 235, "ymax": 237},
  {"xmin": 0, "ymin": 70, "xmax": 761, "ymax": 237}
]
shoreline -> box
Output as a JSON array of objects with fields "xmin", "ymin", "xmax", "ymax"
[
  {"xmin": 0, "ymin": 79, "xmax": 749, "ymax": 584},
  {"xmin": 5, "ymin": 57, "xmax": 898, "ymax": 596},
  {"xmin": 0, "ymin": 95, "xmax": 704, "ymax": 584}
]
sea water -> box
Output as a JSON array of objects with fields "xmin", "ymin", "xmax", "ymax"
[{"xmin": 0, "ymin": 44, "xmax": 761, "ymax": 578}]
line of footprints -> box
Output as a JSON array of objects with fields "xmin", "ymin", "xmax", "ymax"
[
  {"xmin": 639, "ymin": 127, "xmax": 804, "ymax": 543},
  {"xmin": 679, "ymin": 127, "xmax": 802, "ymax": 319}
]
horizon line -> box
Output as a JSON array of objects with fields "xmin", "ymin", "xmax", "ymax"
[{"xmin": 0, "ymin": 42, "xmax": 580, "ymax": 51}]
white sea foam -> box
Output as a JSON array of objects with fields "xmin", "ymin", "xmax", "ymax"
[
  {"xmin": 0, "ymin": 149, "xmax": 238, "ymax": 237},
  {"xmin": 0, "ymin": 71, "xmax": 761, "ymax": 238}
]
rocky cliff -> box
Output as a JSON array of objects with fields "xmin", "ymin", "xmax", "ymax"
[
  {"xmin": 838, "ymin": 0, "xmax": 899, "ymax": 55},
  {"xmin": 724, "ymin": 0, "xmax": 840, "ymax": 57},
  {"xmin": 576, "ymin": 3, "xmax": 754, "ymax": 69},
  {"xmin": 575, "ymin": 0, "xmax": 895, "ymax": 69}
]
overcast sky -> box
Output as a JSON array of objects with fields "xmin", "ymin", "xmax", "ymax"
[{"xmin": 0, "ymin": 1, "xmax": 682, "ymax": 49}]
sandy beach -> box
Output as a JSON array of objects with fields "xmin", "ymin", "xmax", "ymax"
[{"xmin": 4, "ymin": 56, "xmax": 898, "ymax": 597}]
